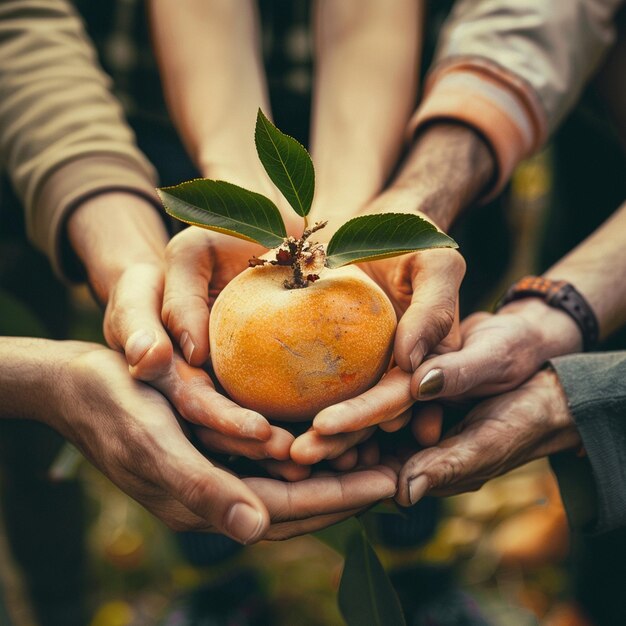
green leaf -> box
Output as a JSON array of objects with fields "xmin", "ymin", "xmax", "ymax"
[
  {"xmin": 255, "ymin": 109, "xmax": 314, "ymax": 217},
  {"xmin": 314, "ymin": 517, "xmax": 363, "ymax": 557},
  {"xmin": 325, "ymin": 213, "xmax": 458, "ymax": 269},
  {"xmin": 157, "ymin": 179, "xmax": 287, "ymax": 249},
  {"xmin": 338, "ymin": 528, "xmax": 406, "ymax": 626}
]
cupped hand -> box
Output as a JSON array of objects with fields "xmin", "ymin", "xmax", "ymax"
[
  {"xmin": 161, "ymin": 226, "xmax": 270, "ymax": 367},
  {"xmin": 294, "ymin": 206, "xmax": 464, "ymax": 459},
  {"xmin": 103, "ymin": 230, "xmax": 291, "ymax": 454},
  {"xmin": 395, "ymin": 368, "xmax": 581, "ymax": 506},
  {"xmin": 54, "ymin": 346, "xmax": 397, "ymax": 542},
  {"xmin": 410, "ymin": 298, "xmax": 583, "ymax": 402}
]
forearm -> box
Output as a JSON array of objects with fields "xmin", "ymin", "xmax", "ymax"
[
  {"xmin": 385, "ymin": 123, "xmax": 495, "ymax": 230},
  {"xmin": 0, "ymin": 338, "xmax": 90, "ymax": 422},
  {"xmin": 494, "ymin": 200, "xmax": 626, "ymax": 366},
  {"xmin": 543, "ymin": 200, "xmax": 626, "ymax": 340},
  {"xmin": 67, "ymin": 192, "xmax": 169, "ymax": 304},
  {"xmin": 149, "ymin": 0, "xmax": 272, "ymax": 189},
  {"xmin": 352, "ymin": 123, "xmax": 495, "ymax": 232},
  {"xmin": 309, "ymin": 0, "xmax": 422, "ymax": 225},
  {"xmin": 0, "ymin": 0, "xmax": 159, "ymax": 280}
]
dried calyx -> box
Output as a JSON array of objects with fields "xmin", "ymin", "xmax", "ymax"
[{"xmin": 248, "ymin": 221, "xmax": 328, "ymax": 289}]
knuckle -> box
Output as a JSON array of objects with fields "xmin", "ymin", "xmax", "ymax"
[{"xmin": 178, "ymin": 473, "xmax": 218, "ymax": 516}]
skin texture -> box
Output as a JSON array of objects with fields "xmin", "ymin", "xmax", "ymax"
[
  {"xmin": 210, "ymin": 263, "xmax": 397, "ymax": 421},
  {"xmin": 0, "ymin": 338, "xmax": 398, "ymax": 542},
  {"xmin": 395, "ymin": 369, "xmax": 581, "ymax": 506}
]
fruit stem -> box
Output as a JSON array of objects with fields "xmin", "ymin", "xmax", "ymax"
[{"xmin": 248, "ymin": 221, "xmax": 328, "ymax": 289}]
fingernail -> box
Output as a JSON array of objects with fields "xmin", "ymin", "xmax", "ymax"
[
  {"xmin": 225, "ymin": 503, "xmax": 265, "ymax": 545},
  {"xmin": 180, "ymin": 331, "xmax": 195, "ymax": 363},
  {"xmin": 125, "ymin": 330, "xmax": 156, "ymax": 366},
  {"xmin": 241, "ymin": 413, "xmax": 272, "ymax": 441},
  {"xmin": 408, "ymin": 475, "xmax": 429, "ymax": 504},
  {"xmin": 409, "ymin": 339, "xmax": 427, "ymax": 371},
  {"xmin": 418, "ymin": 368, "xmax": 444, "ymax": 399}
]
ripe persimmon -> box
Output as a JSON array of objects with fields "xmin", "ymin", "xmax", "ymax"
[{"xmin": 209, "ymin": 261, "xmax": 396, "ymax": 421}]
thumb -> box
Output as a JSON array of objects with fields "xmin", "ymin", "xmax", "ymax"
[
  {"xmin": 410, "ymin": 316, "xmax": 509, "ymax": 400},
  {"xmin": 396, "ymin": 434, "xmax": 473, "ymax": 506},
  {"xmin": 394, "ymin": 249, "xmax": 465, "ymax": 372},
  {"xmin": 162, "ymin": 228, "xmax": 214, "ymax": 367},
  {"xmin": 104, "ymin": 263, "xmax": 173, "ymax": 381},
  {"xmin": 164, "ymin": 442, "xmax": 270, "ymax": 544}
]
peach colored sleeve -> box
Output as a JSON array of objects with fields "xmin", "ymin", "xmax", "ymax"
[
  {"xmin": 408, "ymin": 0, "xmax": 622, "ymax": 201},
  {"xmin": 407, "ymin": 58, "xmax": 547, "ymax": 202}
]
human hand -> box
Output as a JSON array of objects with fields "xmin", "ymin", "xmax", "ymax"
[
  {"xmin": 302, "ymin": 203, "xmax": 464, "ymax": 451},
  {"xmin": 410, "ymin": 298, "xmax": 583, "ymax": 402},
  {"xmin": 51, "ymin": 345, "xmax": 397, "ymax": 541},
  {"xmin": 395, "ymin": 368, "xmax": 581, "ymax": 506},
  {"xmin": 68, "ymin": 193, "xmax": 294, "ymax": 456}
]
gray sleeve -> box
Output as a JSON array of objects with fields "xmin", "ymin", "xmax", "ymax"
[{"xmin": 550, "ymin": 352, "xmax": 626, "ymax": 535}]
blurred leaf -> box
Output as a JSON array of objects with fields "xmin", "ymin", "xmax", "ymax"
[
  {"xmin": 255, "ymin": 109, "xmax": 314, "ymax": 217},
  {"xmin": 339, "ymin": 526, "xmax": 406, "ymax": 626},
  {"xmin": 314, "ymin": 517, "xmax": 362, "ymax": 557},
  {"xmin": 326, "ymin": 213, "xmax": 457, "ymax": 268},
  {"xmin": 157, "ymin": 179, "xmax": 287, "ymax": 249},
  {"xmin": 368, "ymin": 502, "xmax": 407, "ymax": 517}
]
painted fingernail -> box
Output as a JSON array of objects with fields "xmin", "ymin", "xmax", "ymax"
[
  {"xmin": 418, "ymin": 368, "xmax": 444, "ymax": 399},
  {"xmin": 408, "ymin": 475, "xmax": 429, "ymax": 504},
  {"xmin": 125, "ymin": 330, "xmax": 156, "ymax": 366},
  {"xmin": 409, "ymin": 339, "xmax": 427, "ymax": 371},
  {"xmin": 225, "ymin": 503, "xmax": 265, "ymax": 544},
  {"xmin": 180, "ymin": 331, "xmax": 195, "ymax": 363}
]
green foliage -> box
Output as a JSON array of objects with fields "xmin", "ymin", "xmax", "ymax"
[
  {"xmin": 157, "ymin": 110, "xmax": 458, "ymax": 266},
  {"xmin": 338, "ymin": 521, "xmax": 406, "ymax": 626},
  {"xmin": 315, "ymin": 517, "xmax": 406, "ymax": 626},
  {"xmin": 326, "ymin": 213, "xmax": 457, "ymax": 268},
  {"xmin": 255, "ymin": 109, "xmax": 314, "ymax": 217},
  {"xmin": 157, "ymin": 179, "xmax": 287, "ymax": 248}
]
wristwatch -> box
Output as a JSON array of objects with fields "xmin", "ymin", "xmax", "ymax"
[{"xmin": 496, "ymin": 275, "xmax": 599, "ymax": 351}]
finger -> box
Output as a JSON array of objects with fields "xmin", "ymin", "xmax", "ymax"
[
  {"xmin": 397, "ymin": 434, "xmax": 476, "ymax": 506},
  {"xmin": 158, "ymin": 430, "xmax": 270, "ymax": 544},
  {"xmin": 411, "ymin": 403, "xmax": 443, "ymax": 446},
  {"xmin": 290, "ymin": 427, "xmax": 376, "ymax": 465},
  {"xmin": 313, "ymin": 367, "xmax": 413, "ymax": 435},
  {"xmin": 244, "ymin": 465, "xmax": 397, "ymax": 521},
  {"xmin": 260, "ymin": 459, "xmax": 312, "ymax": 482},
  {"xmin": 394, "ymin": 249, "xmax": 466, "ymax": 372},
  {"xmin": 357, "ymin": 439, "xmax": 380, "ymax": 467},
  {"xmin": 328, "ymin": 447, "xmax": 359, "ymax": 471},
  {"xmin": 104, "ymin": 263, "xmax": 174, "ymax": 381},
  {"xmin": 153, "ymin": 354, "xmax": 272, "ymax": 441},
  {"xmin": 378, "ymin": 407, "xmax": 412, "ymax": 432},
  {"xmin": 410, "ymin": 338, "xmax": 507, "ymax": 401},
  {"xmin": 263, "ymin": 508, "xmax": 364, "ymax": 541},
  {"xmin": 432, "ymin": 299, "xmax": 462, "ymax": 354},
  {"xmin": 195, "ymin": 425, "xmax": 293, "ymax": 461},
  {"xmin": 162, "ymin": 228, "xmax": 213, "ymax": 366}
]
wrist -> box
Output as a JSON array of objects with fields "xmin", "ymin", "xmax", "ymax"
[
  {"xmin": 498, "ymin": 298, "xmax": 583, "ymax": 360},
  {"xmin": 0, "ymin": 338, "xmax": 95, "ymax": 425},
  {"xmin": 67, "ymin": 192, "xmax": 168, "ymax": 303},
  {"xmin": 534, "ymin": 368, "xmax": 581, "ymax": 454}
]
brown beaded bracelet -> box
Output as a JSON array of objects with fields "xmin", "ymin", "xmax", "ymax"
[{"xmin": 495, "ymin": 276, "xmax": 599, "ymax": 351}]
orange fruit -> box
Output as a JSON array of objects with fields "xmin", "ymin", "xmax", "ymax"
[{"xmin": 209, "ymin": 263, "xmax": 396, "ymax": 421}]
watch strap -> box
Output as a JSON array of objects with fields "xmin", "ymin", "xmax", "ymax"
[{"xmin": 496, "ymin": 276, "xmax": 599, "ymax": 351}]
